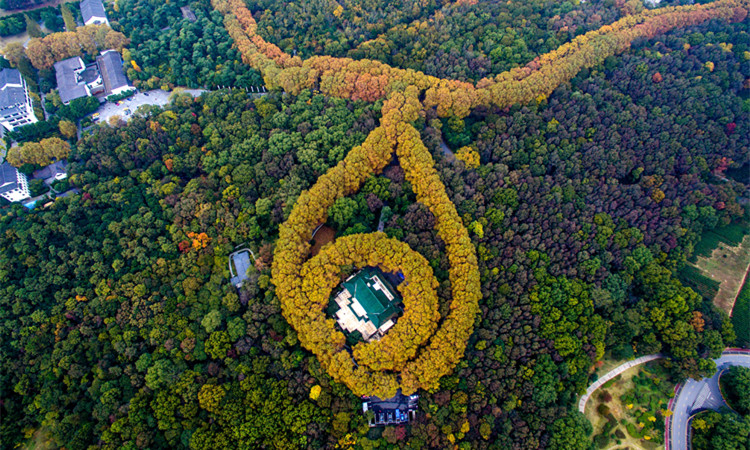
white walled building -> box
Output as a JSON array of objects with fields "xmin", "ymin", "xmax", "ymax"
[
  {"xmin": 80, "ymin": 0, "xmax": 109, "ymax": 26},
  {"xmin": 0, "ymin": 162, "xmax": 30, "ymax": 203},
  {"xmin": 0, "ymin": 69, "xmax": 38, "ymax": 132}
]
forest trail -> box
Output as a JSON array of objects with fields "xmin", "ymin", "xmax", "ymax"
[{"xmin": 439, "ymin": 138, "xmax": 455, "ymax": 162}]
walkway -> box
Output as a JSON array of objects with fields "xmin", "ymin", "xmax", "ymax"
[
  {"xmin": 578, "ymin": 353, "xmax": 664, "ymax": 413},
  {"xmin": 439, "ymin": 138, "xmax": 455, "ymax": 162},
  {"xmin": 666, "ymin": 348, "xmax": 750, "ymax": 450}
]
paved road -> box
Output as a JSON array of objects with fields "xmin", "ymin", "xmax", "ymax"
[
  {"xmin": 666, "ymin": 349, "xmax": 750, "ymax": 450},
  {"xmin": 578, "ymin": 354, "xmax": 664, "ymax": 412}
]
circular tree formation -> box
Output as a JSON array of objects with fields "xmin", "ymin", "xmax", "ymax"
[
  {"xmin": 268, "ymin": 95, "xmax": 482, "ymax": 397},
  {"xmin": 212, "ymin": 0, "xmax": 749, "ymax": 397},
  {"xmin": 300, "ymin": 232, "xmax": 440, "ymax": 374}
]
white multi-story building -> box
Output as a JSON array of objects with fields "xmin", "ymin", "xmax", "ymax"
[
  {"xmin": 80, "ymin": 0, "xmax": 109, "ymax": 26},
  {"xmin": 0, "ymin": 162, "xmax": 30, "ymax": 203},
  {"xmin": 0, "ymin": 68, "xmax": 38, "ymax": 132}
]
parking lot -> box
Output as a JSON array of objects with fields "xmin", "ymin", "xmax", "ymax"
[{"xmin": 94, "ymin": 88, "xmax": 207, "ymax": 124}]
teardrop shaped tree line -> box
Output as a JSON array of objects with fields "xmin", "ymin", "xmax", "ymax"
[{"xmin": 212, "ymin": 0, "xmax": 748, "ymax": 398}]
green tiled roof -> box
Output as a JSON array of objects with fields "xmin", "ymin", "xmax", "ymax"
[{"xmin": 342, "ymin": 268, "xmax": 400, "ymax": 328}]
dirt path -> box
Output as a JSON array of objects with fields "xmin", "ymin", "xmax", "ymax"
[
  {"xmin": 0, "ymin": 30, "xmax": 30, "ymax": 49},
  {"xmin": 310, "ymin": 225, "xmax": 335, "ymax": 256}
]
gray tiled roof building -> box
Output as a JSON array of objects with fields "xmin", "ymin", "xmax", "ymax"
[
  {"xmin": 80, "ymin": 0, "xmax": 108, "ymax": 26},
  {"xmin": 54, "ymin": 57, "xmax": 92, "ymax": 104},
  {"xmin": 96, "ymin": 50, "xmax": 131, "ymax": 96}
]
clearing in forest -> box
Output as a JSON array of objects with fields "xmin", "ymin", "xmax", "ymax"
[
  {"xmin": 682, "ymin": 224, "xmax": 750, "ymax": 315},
  {"xmin": 310, "ymin": 225, "xmax": 336, "ymax": 257}
]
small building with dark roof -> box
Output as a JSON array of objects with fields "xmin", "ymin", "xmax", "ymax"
[
  {"xmin": 0, "ymin": 68, "xmax": 38, "ymax": 131},
  {"xmin": 33, "ymin": 160, "xmax": 67, "ymax": 184},
  {"xmin": 80, "ymin": 0, "xmax": 109, "ymax": 26},
  {"xmin": 0, "ymin": 162, "xmax": 30, "ymax": 203},
  {"xmin": 331, "ymin": 268, "xmax": 402, "ymax": 342},
  {"xmin": 362, "ymin": 391, "xmax": 418, "ymax": 427}
]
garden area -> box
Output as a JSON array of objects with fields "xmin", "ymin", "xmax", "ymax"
[{"xmin": 586, "ymin": 361, "xmax": 673, "ymax": 449}]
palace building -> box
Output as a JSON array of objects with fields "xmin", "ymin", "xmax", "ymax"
[{"xmin": 331, "ymin": 268, "xmax": 402, "ymax": 342}]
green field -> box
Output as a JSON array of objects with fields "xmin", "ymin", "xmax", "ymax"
[
  {"xmin": 689, "ymin": 222, "xmax": 749, "ymax": 262},
  {"xmin": 678, "ymin": 265, "xmax": 721, "ymax": 301},
  {"xmin": 733, "ymin": 278, "xmax": 750, "ymax": 347}
]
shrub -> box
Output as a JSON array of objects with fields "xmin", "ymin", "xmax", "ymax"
[
  {"xmin": 594, "ymin": 433, "xmax": 610, "ymax": 449},
  {"xmin": 106, "ymin": 89, "xmax": 136, "ymax": 103}
]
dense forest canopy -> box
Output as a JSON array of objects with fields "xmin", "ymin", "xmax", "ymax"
[
  {"xmin": 250, "ymin": 0, "xmax": 627, "ymax": 81},
  {"xmin": 113, "ymin": 0, "xmax": 264, "ymax": 89},
  {"xmin": 0, "ymin": 0, "xmax": 749, "ymax": 448}
]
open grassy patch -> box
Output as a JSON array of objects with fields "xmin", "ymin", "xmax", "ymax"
[
  {"xmin": 732, "ymin": 279, "xmax": 750, "ymax": 347},
  {"xmin": 679, "ymin": 221, "xmax": 750, "ymax": 315},
  {"xmin": 690, "ymin": 222, "xmax": 749, "ymax": 261},
  {"xmin": 585, "ymin": 361, "xmax": 672, "ymax": 450},
  {"xmin": 678, "ymin": 265, "xmax": 720, "ymax": 301}
]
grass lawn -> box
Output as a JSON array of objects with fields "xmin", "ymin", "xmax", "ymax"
[
  {"xmin": 679, "ymin": 221, "xmax": 750, "ymax": 315},
  {"xmin": 732, "ymin": 277, "xmax": 750, "ymax": 347},
  {"xmin": 585, "ymin": 361, "xmax": 671, "ymax": 450},
  {"xmin": 690, "ymin": 222, "xmax": 749, "ymax": 261}
]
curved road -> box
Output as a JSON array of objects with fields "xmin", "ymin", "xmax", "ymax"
[
  {"xmin": 578, "ymin": 354, "xmax": 664, "ymax": 412},
  {"xmin": 666, "ymin": 349, "xmax": 750, "ymax": 450},
  {"xmin": 577, "ymin": 349, "xmax": 750, "ymax": 450}
]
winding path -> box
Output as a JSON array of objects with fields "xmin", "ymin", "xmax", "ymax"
[{"xmin": 578, "ymin": 354, "xmax": 664, "ymax": 413}]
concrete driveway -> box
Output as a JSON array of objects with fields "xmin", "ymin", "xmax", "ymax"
[
  {"xmin": 667, "ymin": 349, "xmax": 750, "ymax": 450},
  {"xmin": 94, "ymin": 89, "xmax": 206, "ymax": 124}
]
